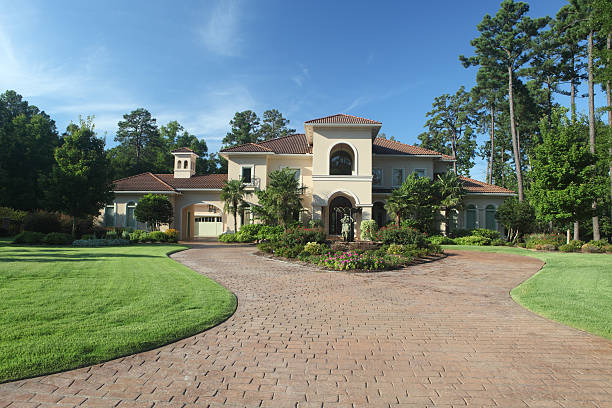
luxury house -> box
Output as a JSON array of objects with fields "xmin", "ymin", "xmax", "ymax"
[{"xmin": 106, "ymin": 114, "xmax": 514, "ymax": 240}]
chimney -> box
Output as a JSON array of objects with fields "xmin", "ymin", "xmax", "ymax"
[{"xmin": 171, "ymin": 148, "xmax": 198, "ymax": 178}]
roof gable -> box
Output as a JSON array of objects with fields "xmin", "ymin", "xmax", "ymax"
[{"xmin": 305, "ymin": 113, "xmax": 381, "ymax": 125}]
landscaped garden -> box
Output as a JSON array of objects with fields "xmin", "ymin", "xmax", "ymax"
[
  {"xmin": 446, "ymin": 245, "xmax": 612, "ymax": 340},
  {"xmin": 0, "ymin": 238, "xmax": 237, "ymax": 382}
]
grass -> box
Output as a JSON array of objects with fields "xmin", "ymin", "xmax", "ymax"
[
  {"xmin": 444, "ymin": 245, "xmax": 612, "ymax": 340},
  {"xmin": 0, "ymin": 239, "xmax": 237, "ymax": 382}
]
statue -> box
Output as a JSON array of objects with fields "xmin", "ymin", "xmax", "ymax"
[{"xmin": 341, "ymin": 213, "xmax": 354, "ymax": 242}]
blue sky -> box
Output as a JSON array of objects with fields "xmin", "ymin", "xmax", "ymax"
[{"xmin": 0, "ymin": 0, "xmax": 605, "ymax": 180}]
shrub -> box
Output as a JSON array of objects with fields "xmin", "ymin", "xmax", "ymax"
[
  {"xmin": 72, "ymin": 238, "xmax": 129, "ymax": 247},
  {"xmin": 360, "ymin": 219, "xmax": 378, "ymax": 241},
  {"xmin": 281, "ymin": 227, "xmax": 326, "ymax": 247},
  {"xmin": 535, "ymin": 243, "xmax": 557, "ymax": 251},
  {"xmin": 237, "ymin": 224, "xmax": 262, "ymax": 242},
  {"xmin": 587, "ymin": 240, "xmax": 609, "ymax": 250},
  {"xmin": 106, "ymin": 229, "xmax": 118, "ymax": 239},
  {"xmin": 121, "ymin": 230, "xmax": 130, "ymax": 240},
  {"xmin": 490, "ymin": 238, "xmax": 506, "ymax": 246},
  {"xmin": 129, "ymin": 230, "xmax": 148, "ymax": 243},
  {"xmin": 81, "ymin": 234, "xmax": 95, "ymax": 240},
  {"xmin": 308, "ymin": 219, "xmax": 323, "ymax": 228},
  {"xmin": 256, "ymin": 225, "xmax": 284, "ymax": 242},
  {"xmin": 257, "ymin": 242, "xmax": 277, "ymax": 254},
  {"xmin": 448, "ymin": 228, "xmax": 471, "ymax": 238},
  {"xmin": 472, "ymin": 228, "xmax": 500, "ymax": 240},
  {"xmin": 318, "ymin": 251, "xmax": 389, "ymax": 271},
  {"xmin": 13, "ymin": 231, "xmax": 45, "ymax": 244},
  {"xmin": 148, "ymin": 231, "xmax": 167, "ymax": 242},
  {"xmin": 604, "ymin": 244, "xmax": 612, "ymax": 253},
  {"xmin": 581, "ymin": 243, "xmax": 602, "ymax": 253},
  {"xmin": 426, "ymin": 243, "xmax": 443, "ymax": 255},
  {"xmin": 371, "ymin": 225, "xmax": 428, "ymax": 248},
  {"xmin": 559, "ymin": 240, "xmax": 584, "ymax": 252},
  {"xmin": 23, "ymin": 211, "xmax": 61, "ymax": 234},
  {"xmin": 428, "ymin": 235, "xmax": 455, "ymax": 245},
  {"xmin": 165, "ymin": 228, "xmax": 179, "ymax": 242},
  {"xmin": 303, "ymin": 242, "xmax": 325, "ymax": 255},
  {"xmin": 275, "ymin": 244, "xmax": 304, "ymax": 258},
  {"xmin": 386, "ymin": 244, "xmax": 404, "ymax": 255},
  {"xmin": 219, "ymin": 233, "xmax": 238, "ymax": 243},
  {"xmin": 454, "ymin": 235, "xmax": 491, "ymax": 246},
  {"xmin": 42, "ymin": 232, "xmax": 73, "ymax": 245},
  {"xmin": 524, "ymin": 233, "xmax": 564, "ymax": 250}
]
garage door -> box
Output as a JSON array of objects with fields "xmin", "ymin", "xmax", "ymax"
[{"xmin": 194, "ymin": 216, "xmax": 223, "ymax": 237}]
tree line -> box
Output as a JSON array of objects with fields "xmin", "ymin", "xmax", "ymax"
[
  {"xmin": 0, "ymin": 89, "xmax": 296, "ymax": 231},
  {"xmin": 418, "ymin": 0, "xmax": 611, "ymax": 241}
]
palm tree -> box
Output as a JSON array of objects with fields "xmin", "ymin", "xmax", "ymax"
[
  {"xmin": 435, "ymin": 172, "xmax": 466, "ymax": 235},
  {"xmin": 221, "ymin": 179, "xmax": 248, "ymax": 232},
  {"xmin": 385, "ymin": 187, "xmax": 408, "ymax": 226}
]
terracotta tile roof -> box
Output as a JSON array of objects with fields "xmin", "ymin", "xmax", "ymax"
[
  {"xmin": 220, "ymin": 143, "xmax": 272, "ymax": 153},
  {"xmin": 221, "ymin": 134, "xmax": 311, "ymax": 154},
  {"xmin": 373, "ymin": 137, "xmax": 453, "ymax": 158},
  {"xmin": 305, "ymin": 113, "xmax": 381, "ymax": 125},
  {"xmin": 459, "ymin": 176, "xmax": 515, "ymax": 194},
  {"xmin": 171, "ymin": 147, "xmax": 195, "ymax": 153},
  {"xmin": 113, "ymin": 172, "xmax": 227, "ymax": 191},
  {"xmin": 113, "ymin": 172, "xmax": 177, "ymax": 192},
  {"xmin": 258, "ymin": 134, "xmax": 311, "ymax": 154},
  {"xmin": 154, "ymin": 173, "xmax": 227, "ymax": 189}
]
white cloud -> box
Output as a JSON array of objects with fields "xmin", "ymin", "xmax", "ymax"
[
  {"xmin": 199, "ymin": 0, "xmax": 242, "ymax": 57},
  {"xmin": 292, "ymin": 64, "xmax": 310, "ymax": 87},
  {"xmin": 342, "ymin": 96, "xmax": 368, "ymax": 113}
]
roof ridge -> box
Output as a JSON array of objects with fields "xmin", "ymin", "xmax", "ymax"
[
  {"xmin": 221, "ymin": 141, "xmax": 273, "ymax": 152},
  {"xmin": 374, "ymin": 137, "xmax": 445, "ymax": 156},
  {"xmin": 259, "ymin": 133, "xmax": 305, "ymax": 144},
  {"xmin": 305, "ymin": 113, "xmax": 381, "ymax": 124},
  {"xmin": 113, "ymin": 171, "xmax": 155, "ymax": 183},
  {"xmin": 150, "ymin": 173, "xmax": 178, "ymax": 191}
]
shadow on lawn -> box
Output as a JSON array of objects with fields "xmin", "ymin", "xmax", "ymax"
[{"xmin": 0, "ymin": 253, "xmax": 159, "ymax": 262}]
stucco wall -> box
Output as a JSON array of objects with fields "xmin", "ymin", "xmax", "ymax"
[
  {"xmin": 267, "ymin": 155, "xmax": 314, "ymax": 219},
  {"xmin": 311, "ymin": 128, "xmax": 373, "ymax": 176},
  {"xmin": 456, "ymin": 195, "xmax": 508, "ymax": 232},
  {"xmin": 371, "ymin": 156, "xmax": 435, "ymax": 187},
  {"xmin": 227, "ymin": 154, "xmax": 269, "ymax": 189}
]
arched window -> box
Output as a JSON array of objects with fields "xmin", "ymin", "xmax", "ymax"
[
  {"xmin": 183, "ymin": 160, "xmax": 188, "ymax": 169},
  {"xmin": 485, "ymin": 205, "xmax": 496, "ymax": 230},
  {"xmin": 466, "ymin": 204, "xmax": 477, "ymax": 230},
  {"xmin": 127, "ymin": 202, "xmax": 136, "ymax": 228},
  {"xmin": 177, "ymin": 160, "xmax": 182, "ymax": 169},
  {"xmin": 330, "ymin": 150, "xmax": 353, "ymax": 175}
]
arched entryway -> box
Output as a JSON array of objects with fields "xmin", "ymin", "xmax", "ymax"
[{"xmin": 329, "ymin": 196, "xmax": 353, "ymax": 235}]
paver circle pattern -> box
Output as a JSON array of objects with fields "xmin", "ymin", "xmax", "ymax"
[{"xmin": 2, "ymin": 243, "xmax": 612, "ymax": 408}]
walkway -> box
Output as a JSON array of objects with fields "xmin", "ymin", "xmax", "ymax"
[{"xmin": 1, "ymin": 244, "xmax": 612, "ymax": 407}]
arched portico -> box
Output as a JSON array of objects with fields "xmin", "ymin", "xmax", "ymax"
[
  {"xmin": 180, "ymin": 202, "xmax": 225, "ymax": 240},
  {"xmin": 321, "ymin": 191, "xmax": 362, "ymax": 237}
]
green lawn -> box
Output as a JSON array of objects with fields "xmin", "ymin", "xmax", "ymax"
[
  {"xmin": 444, "ymin": 245, "xmax": 612, "ymax": 340},
  {"xmin": 0, "ymin": 239, "xmax": 237, "ymax": 382}
]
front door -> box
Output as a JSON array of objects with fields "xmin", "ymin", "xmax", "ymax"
[{"xmin": 328, "ymin": 196, "xmax": 353, "ymax": 235}]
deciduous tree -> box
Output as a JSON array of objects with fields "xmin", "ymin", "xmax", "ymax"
[
  {"xmin": 134, "ymin": 194, "xmax": 174, "ymax": 231},
  {"xmin": 45, "ymin": 117, "xmax": 114, "ymax": 235}
]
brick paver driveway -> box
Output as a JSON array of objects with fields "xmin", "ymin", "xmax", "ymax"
[{"xmin": 2, "ymin": 244, "xmax": 612, "ymax": 408}]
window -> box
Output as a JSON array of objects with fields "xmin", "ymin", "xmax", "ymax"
[
  {"xmin": 104, "ymin": 205, "xmax": 115, "ymax": 227},
  {"xmin": 372, "ymin": 168, "xmax": 383, "ymax": 186},
  {"xmin": 392, "ymin": 168, "xmax": 405, "ymax": 187},
  {"xmin": 466, "ymin": 204, "xmax": 477, "ymax": 230},
  {"xmin": 183, "ymin": 160, "xmax": 188, "ymax": 169},
  {"xmin": 330, "ymin": 150, "xmax": 353, "ymax": 175},
  {"xmin": 177, "ymin": 160, "xmax": 182, "ymax": 169},
  {"xmin": 414, "ymin": 169, "xmax": 426, "ymax": 178},
  {"xmin": 126, "ymin": 202, "xmax": 136, "ymax": 228},
  {"xmin": 288, "ymin": 168, "xmax": 302, "ymax": 187},
  {"xmin": 485, "ymin": 205, "xmax": 496, "ymax": 230},
  {"xmin": 241, "ymin": 166, "xmax": 253, "ymax": 184}
]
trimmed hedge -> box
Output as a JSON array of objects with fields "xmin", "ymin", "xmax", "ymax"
[
  {"xmin": 13, "ymin": 231, "xmax": 46, "ymax": 244},
  {"xmin": 42, "ymin": 232, "xmax": 73, "ymax": 245},
  {"xmin": 72, "ymin": 238, "xmax": 129, "ymax": 247}
]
